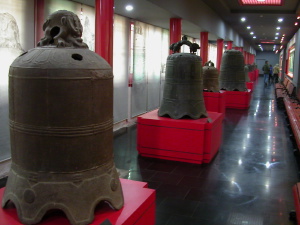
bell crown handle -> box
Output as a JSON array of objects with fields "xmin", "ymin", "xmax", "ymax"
[
  {"xmin": 204, "ymin": 60, "xmax": 215, "ymax": 67},
  {"xmin": 169, "ymin": 35, "xmax": 200, "ymax": 54}
]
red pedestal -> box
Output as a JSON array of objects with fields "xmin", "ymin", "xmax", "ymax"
[
  {"xmin": 293, "ymin": 183, "xmax": 300, "ymax": 225},
  {"xmin": 137, "ymin": 109, "xmax": 223, "ymax": 164},
  {"xmin": 203, "ymin": 91, "xmax": 226, "ymax": 116},
  {"xmin": 220, "ymin": 90, "xmax": 252, "ymax": 109},
  {"xmin": 0, "ymin": 179, "xmax": 155, "ymax": 225},
  {"xmin": 246, "ymin": 82, "xmax": 254, "ymax": 91}
]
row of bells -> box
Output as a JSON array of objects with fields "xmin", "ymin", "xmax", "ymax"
[
  {"xmin": 2, "ymin": 10, "xmax": 254, "ymax": 225},
  {"xmin": 159, "ymin": 49, "xmax": 252, "ymax": 119}
]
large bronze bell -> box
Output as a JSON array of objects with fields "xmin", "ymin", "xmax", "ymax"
[
  {"xmin": 158, "ymin": 36, "xmax": 207, "ymax": 119},
  {"xmin": 2, "ymin": 10, "xmax": 123, "ymax": 225},
  {"xmin": 203, "ymin": 60, "xmax": 219, "ymax": 92},
  {"xmin": 219, "ymin": 49, "xmax": 246, "ymax": 91}
]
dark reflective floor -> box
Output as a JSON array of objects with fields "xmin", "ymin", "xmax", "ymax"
[{"xmin": 114, "ymin": 77, "xmax": 299, "ymax": 225}]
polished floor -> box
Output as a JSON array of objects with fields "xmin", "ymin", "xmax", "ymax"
[
  {"xmin": 114, "ymin": 77, "xmax": 299, "ymax": 225},
  {"xmin": 0, "ymin": 77, "xmax": 299, "ymax": 225}
]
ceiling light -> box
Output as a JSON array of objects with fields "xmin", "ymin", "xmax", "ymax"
[
  {"xmin": 253, "ymin": 36, "xmax": 256, "ymax": 39},
  {"xmin": 278, "ymin": 18, "xmax": 283, "ymax": 22},
  {"xmin": 297, "ymin": 16, "xmax": 300, "ymax": 19},
  {"xmin": 247, "ymin": 26, "xmax": 251, "ymax": 29},
  {"xmin": 276, "ymin": 27, "xmax": 280, "ymax": 30},
  {"xmin": 295, "ymin": 22, "xmax": 298, "ymax": 26},
  {"xmin": 125, "ymin": 5, "xmax": 133, "ymax": 11},
  {"xmin": 283, "ymin": 34, "xmax": 285, "ymax": 36},
  {"xmin": 275, "ymin": 37, "xmax": 278, "ymax": 39},
  {"xmin": 250, "ymin": 32, "xmax": 254, "ymax": 35},
  {"xmin": 275, "ymin": 33, "xmax": 279, "ymax": 35},
  {"xmin": 241, "ymin": 17, "xmax": 246, "ymax": 22},
  {"xmin": 239, "ymin": 0, "xmax": 283, "ymax": 6}
]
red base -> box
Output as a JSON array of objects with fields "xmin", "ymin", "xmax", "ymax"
[
  {"xmin": 246, "ymin": 82, "xmax": 254, "ymax": 90},
  {"xmin": 220, "ymin": 90, "xmax": 252, "ymax": 109},
  {"xmin": 203, "ymin": 91, "xmax": 226, "ymax": 116},
  {"xmin": 293, "ymin": 183, "xmax": 300, "ymax": 225},
  {"xmin": 0, "ymin": 179, "xmax": 155, "ymax": 225},
  {"xmin": 137, "ymin": 109, "xmax": 223, "ymax": 164}
]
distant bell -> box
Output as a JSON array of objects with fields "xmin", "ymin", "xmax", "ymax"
[
  {"xmin": 203, "ymin": 60, "xmax": 219, "ymax": 92},
  {"xmin": 219, "ymin": 49, "xmax": 246, "ymax": 91},
  {"xmin": 2, "ymin": 10, "xmax": 123, "ymax": 225},
  {"xmin": 158, "ymin": 36, "xmax": 207, "ymax": 119}
]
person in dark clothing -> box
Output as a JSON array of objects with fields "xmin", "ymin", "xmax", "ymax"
[{"xmin": 262, "ymin": 60, "xmax": 270, "ymax": 86}]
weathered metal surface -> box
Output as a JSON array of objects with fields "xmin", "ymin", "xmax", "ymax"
[
  {"xmin": 203, "ymin": 60, "xmax": 219, "ymax": 92},
  {"xmin": 159, "ymin": 37, "xmax": 207, "ymax": 119},
  {"xmin": 219, "ymin": 49, "xmax": 246, "ymax": 91},
  {"xmin": 2, "ymin": 10, "xmax": 123, "ymax": 225}
]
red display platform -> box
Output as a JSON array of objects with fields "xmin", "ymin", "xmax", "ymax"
[
  {"xmin": 137, "ymin": 109, "xmax": 223, "ymax": 164},
  {"xmin": 203, "ymin": 91, "xmax": 226, "ymax": 116},
  {"xmin": 246, "ymin": 81, "xmax": 254, "ymax": 91},
  {"xmin": 292, "ymin": 183, "xmax": 300, "ymax": 224},
  {"xmin": 0, "ymin": 179, "xmax": 155, "ymax": 225},
  {"xmin": 220, "ymin": 89, "xmax": 252, "ymax": 109}
]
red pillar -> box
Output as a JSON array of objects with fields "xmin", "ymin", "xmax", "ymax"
[
  {"xmin": 169, "ymin": 18, "xmax": 181, "ymax": 53},
  {"xmin": 34, "ymin": 0, "xmax": 45, "ymax": 46},
  {"xmin": 227, "ymin": 41, "xmax": 233, "ymax": 50},
  {"xmin": 216, "ymin": 39, "xmax": 224, "ymax": 70},
  {"xmin": 95, "ymin": 0, "xmax": 114, "ymax": 66},
  {"xmin": 200, "ymin": 32, "xmax": 208, "ymax": 65}
]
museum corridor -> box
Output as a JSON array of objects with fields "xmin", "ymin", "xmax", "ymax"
[{"xmin": 113, "ymin": 77, "xmax": 299, "ymax": 225}]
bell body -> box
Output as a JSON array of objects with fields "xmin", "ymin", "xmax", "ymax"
[
  {"xmin": 203, "ymin": 65, "xmax": 219, "ymax": 92},
  {"xmin": 158, "ymin": 53, "xmax": 207, "ymax": 119},
  {"xmin": 219, "ymin": 49, "xmax": 246, "ymax": 91},
  {"xmin": 2, "ymin": 47, "xmax": 123, "ymax": 225}
]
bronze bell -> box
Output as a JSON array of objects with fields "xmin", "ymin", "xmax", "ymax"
[
  {"xmin": 2, "ymin": 10, "xmax": 123, "ymax": 225},
  {"xmin": 244, "ymin": 65, "xmax": 250, "ymax": 82},
  {"xmin": 219, "ymin": 49, "xmax": 246, "ymax": 91},
  {"xmin": 158, "ymin": 36, "xmax": 207, "ymax": 119},
  {"xmin": 203, "ymin": 60, "xmax": 219, "ymax": 92}
]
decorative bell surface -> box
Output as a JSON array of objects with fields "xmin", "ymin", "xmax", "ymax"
[
  {"xmin": 219, "ymin": 49, "xmax": 246, "ymax": 91},
  {"xmin": 158, "ymin": 36, "xmax": 207, "ymax": 119},
  {"xmin": 203, "ymin": 60, "xmax": 219, "ymax": 92},
  {"xmin": 2, "ymin": 10, "xmax": 123, "ymax": 225},
  {"xmin": 244, "ymin": 65, "xmax": 250, "ymax": 82}
]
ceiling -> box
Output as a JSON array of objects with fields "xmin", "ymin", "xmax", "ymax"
[{"xmin": 72, "ymin": 0, "xmax": 300, "ymax": 52}]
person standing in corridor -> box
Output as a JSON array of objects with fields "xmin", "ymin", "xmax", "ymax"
[{"xmin": 262, "ymin": 60, "xmax": 270, "ymax": 86}]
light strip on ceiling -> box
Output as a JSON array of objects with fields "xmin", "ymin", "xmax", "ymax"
[{"xmin": 239, "ymin": 0, "xmax": 283, "ymax": 6}]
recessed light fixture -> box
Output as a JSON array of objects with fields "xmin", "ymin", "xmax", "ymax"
[
  {"xmin": 297, "ymin": 16, "xmax": 300, "ymax": 19},
  {"xmin": 295, "ymin": 22, "xmax": 298, "ymax": 26},
  {"xmin": 247, "ymin": 26, "xmax": 251, "ymax": 29},
  {"xmin": 278, "ymin": 18, "xmax": 283, "ymax": 22},
  {"xmin": 283, "ymin": 34, "xmax": 285, "ymax": 36},
  {"xmin": 250, "ymin": 32, "xmax": 254, "ymax": 35},
  {"xmin": 125, "ymin": 4, "xmax": 133, "ymax": 11},
  {"xmin": 275, "ymin": 37, "xmax": 278, "ymax": 39},
  {"xmin": 276, "ymin": 27, "xmax": 280, "ymax": 30},
  {"xmin": 275, "ymin": 32, "xmax": 279, "ymax": 35},
  {"xmin": 253, "ymin": 36, "xmax": 256, "ymax": 39},
  {"xmin": 241, "ymin": 17, "xmax": 246, "ymax": 22}
]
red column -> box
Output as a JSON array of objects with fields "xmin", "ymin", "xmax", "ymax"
[
  {"xmin": 34, "ymin": 0, "xmax": 45, "ymax": 46},
  {"xmin": 169, "ymin": 18, "xmax": 181, "ymax": 53},
  {"xmin": 200, "ymin": 32, "xmax": 208, "ymax": 65},
  {"xmin": 95, "ymin": 0, "xmax": 114, "ymax": 66},
  {"xmin": 227, "ymin": 41, "xmax": 233, "ymax": 50},
  {"xmin": 216, "ymin": 39, "xmax": 224, "ymax": 70}
]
